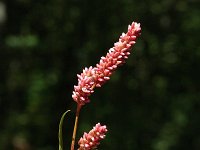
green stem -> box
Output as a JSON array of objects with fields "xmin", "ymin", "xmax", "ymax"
[
  {"xmin": 71, "ymin": 104, "xmax": 82, "ymax": 150},
  {"xmin": 58, "ymin": 110, "xmax": 71, "ymax": 150}
]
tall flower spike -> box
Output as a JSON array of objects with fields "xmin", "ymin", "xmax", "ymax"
[
  {"xmin": 72, "ymin": 22, "xmax": 141, "ymax": 105},
  {"xmin": 78, "ymin": 123, "xmax": 108, "ymax": 150}
]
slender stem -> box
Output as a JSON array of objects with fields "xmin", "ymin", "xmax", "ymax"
[{"xmin": 71, "ymin": 104, "xmax": 82, "ymax": 150}]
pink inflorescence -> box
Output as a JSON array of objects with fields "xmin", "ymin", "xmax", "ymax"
[
  {"xmin": 72, "ymin": 22, "xmax": 141, "ymax": 106},
  {"xmin": 78, "ymin": 123, "xmax": 107, "ymax": 150}
]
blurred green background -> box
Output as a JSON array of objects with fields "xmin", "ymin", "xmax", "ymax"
[{"xmin": 0, "ymin": 0, "xmax": 200, "ymax": 150}]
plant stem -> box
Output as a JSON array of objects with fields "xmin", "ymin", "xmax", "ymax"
[{"xmin": 71, "ymin": 104, "xmax": 82, "ymax": 150}]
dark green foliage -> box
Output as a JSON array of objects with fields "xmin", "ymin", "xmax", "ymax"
[{"xmin": 0, "ymin": 0, "xmax": 200, "ymax": 149}]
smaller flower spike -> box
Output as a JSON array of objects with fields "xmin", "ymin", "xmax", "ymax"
[
  {"xmin": 78, "ymin": 123, "xmax": 107, "ymax": 150},
  {"xmin": 72, "ymin": 22, "xmax": 141, "ymax": 105}
]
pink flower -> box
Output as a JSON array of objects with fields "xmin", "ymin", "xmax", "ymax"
[
  {"xmin": 95, "ymin": 22, "xmax": 141, "ymax": 87},
  {"xmin": 72, "ymin": 22, "xmax": 141, "ymax": 106},
  {"xmin": 72, "ymin": 66, "xmax": 97, "ymax": 105},
  {"xmin": 78, "ymin": 123, "xmax": 108, "ymax": 150}
]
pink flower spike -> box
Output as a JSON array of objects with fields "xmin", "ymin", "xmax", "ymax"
[
  {"xmin": 78, "ymin": 123, "xmax": 108, "ymax": 150},
  {"xmin": 72, "ymin": 21, "xmax": 141, "ymax": 105}
]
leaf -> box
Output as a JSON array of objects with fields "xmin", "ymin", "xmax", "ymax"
[{"xmin": 58, "ymin": 110, "xmax": 71, "ymax": 150}]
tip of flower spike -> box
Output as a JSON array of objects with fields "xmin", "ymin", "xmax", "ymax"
[
  {"xmin": 128, "ymin": 22, "xmax": 141, "ymax": 36},
  {"xmin": 134, "ymin": 22, "xmax": 141, "ymax": 30}
]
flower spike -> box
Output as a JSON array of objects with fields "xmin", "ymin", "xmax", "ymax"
[
  {"xmin": 72, "ymin": 22, "xmax": 141, "ymax": 106},
  {"xmin": 78, "ymin": 123, "xmax": 108, "ymax": 150}
]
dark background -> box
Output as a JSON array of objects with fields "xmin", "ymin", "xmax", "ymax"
[{"xmin": 0, "ymin": 0, "xmax": 200, "ymax": 150}]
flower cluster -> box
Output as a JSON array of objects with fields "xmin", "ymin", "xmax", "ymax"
[
  {"xmin": 72, "ymin": 66, "xmax": 97, "ymax": 105},
  {"xmin": 72, "ymin": 22, "xmax": 141, "ymax": 106},
  {"xmin": 78, "ymin": 123, "xmax": 107, "ymax": 150}
]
